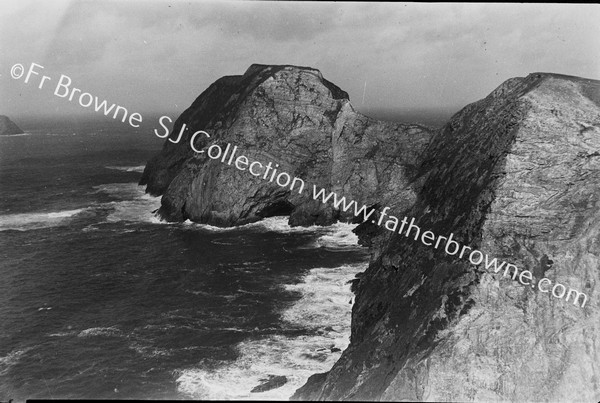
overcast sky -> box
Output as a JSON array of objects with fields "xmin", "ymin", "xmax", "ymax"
[{"xmin": 1, "ymin": 1, "xmax": 598, "ymax": 120}]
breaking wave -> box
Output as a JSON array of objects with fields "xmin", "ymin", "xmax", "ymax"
[
  {"xmin": 77, "ymin": 326, "xmax": 122, "ymax": 338},
  {"xmin": 187, "ymin": 216, "xmax": 320, "ymax": 233},
  {"xmin": 105, "ymin": 165, "xmax": 146, "ymax": 173},
  {"xmin": 314, "ymin": 221, "xmax": 360, "ymax": 249},
  {"xmin": 192, "ymin": 216, "xmax": 361, "ymax": 249},
  {"xmin": 0, "ymin": 183, "xmax": 162, "ymax": 231},
  {"xmin": 0, "ymin": 347, "xmax": 34, "ymax": 376},
  {"xmin": 0, "ymin": 208, "xmax": 88, "ymax": 231},
  {"xmin": 176, "ymin": 262, "xmax": 365, "ymax": 400},
  {"xmin": 93, "ymin": 183, "xmax": 162, "ymax": 224},
  {"xmin": 0, "ymin": 132, "xmax": 32, "ymax": 137}
]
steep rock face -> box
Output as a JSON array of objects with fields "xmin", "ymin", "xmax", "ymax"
[
  {"xmin": 140, "ymin": 64, "xmax": 433, "ymax": 226},
  {"xmin": 293, "ymin": 73, "xmax": 600, "ymax": 401},
  {"xmin": 0, "ymin": 115, "xmax": 23, "ymax": 135}
]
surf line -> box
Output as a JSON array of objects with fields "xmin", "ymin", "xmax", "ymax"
[{"xmin": 203, "ymin": 142, "xmax": 305, "ymax": 195}]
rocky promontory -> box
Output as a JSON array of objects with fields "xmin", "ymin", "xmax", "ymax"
[
  {"xmin": 143, "ymin": 66, "xmax": 600, "ymax": 401},
  {"xmin": 140, "ymin": 64, "xmax": 433, "ymax": 226},
  {"xmin": 293, "ymin": 73, "xmax": 600, "ymax": 401},
  {"xmin": 0, "ymin": 115, "xmax": 23, "ymax": 135}
]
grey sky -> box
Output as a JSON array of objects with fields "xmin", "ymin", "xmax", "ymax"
[{"xmin": 1, "ymin": 1, "xmax": 598, "ymax": 120}]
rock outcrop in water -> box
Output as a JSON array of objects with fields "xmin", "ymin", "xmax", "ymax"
[
  {"xmin": 0, "ymin": 115, "xmax": 23, "ymax": 135},
  {"xmin": 140, "ymin": 64, "xmax": 433, "ymax": 226},
  {"xmin": 293, "ymin": 73, "xmax": 600, "ymax": 401}
]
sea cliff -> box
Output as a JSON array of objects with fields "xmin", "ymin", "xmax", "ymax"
[
  {"xmin": 140, "ymin": 64, "xmax": 433, "ymax": 226},
  {"xmin": 293, "ymin": 73, "xmax": 600, "ymax": 401},
  {"xmin": 142, "ymin": 66, "xmax": 600, "ymax": 401}
]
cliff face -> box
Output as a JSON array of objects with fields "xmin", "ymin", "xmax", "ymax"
[
  {"xmin": 0, "ymin": 115, "xmax": 23, "ymax": 135},
  {"xmin": 143, "ymin": 66, "xmax": 600, "ymax": 400},
  {"xmin": 293, "ymin": 73, "xmax": 600, "ymax": 401},
  {"xmin": 140, "ymin": 64, "xmax": 433, "ymax": 226}
]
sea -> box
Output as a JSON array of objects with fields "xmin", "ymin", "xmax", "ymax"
[
  {"xmin": 0, "ymin": 110, "xmax": 448, "ymax": 400},
  {"xmin": 0, "ymin": 116, "xmax": 371, "ymax": 400}
]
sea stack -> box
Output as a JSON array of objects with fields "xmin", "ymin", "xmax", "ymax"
[
  {"xmin": 0, "ymin": 115, "xmax": 24, "ymax": 135},
  {"xmin": 293, "ymin": 73, "xmax": 600, "ymax": 401},
  {"xmin": 141, "ymin": 64, "xmax": 433, "ymax": 227}
]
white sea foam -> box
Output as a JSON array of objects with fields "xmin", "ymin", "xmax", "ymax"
[
  {"xmin": 0, "ymin": 132, "xmax": 32, "ymax": 137},
  {"xmin": 0, "ymin": 183, "xmax": 163, "ymax": 230},
  {"xmin": 176, "ymin": 262, "xmax": 366, "ymax": 400},
  {"xmin": 0, "ymin": 347, "xmax": 33, "ymax": 375},
  {"xmin": 105, "ymin": 165, "xmax": 146, "ymax": 173},
  {"xmin": 129, "ymin": 342, "xmax": 171, "ymax": 357},
  {"xmin": 282, "ymin": 265, "xmax": 360, "ymax": 326},
  {"xmin": 0, "ymin": 208, "xmax": 86, "ymax": 231},
  {"xmin": 0, "ymin": 184, "xmax": 162, "ymax": 230},
  {"xmin": 48, "ymin": 331, "xmax": 78, "ymax": 337},
  {"xmin": 314, "ymin": 221, "xmax": 360, "ymax": 249},
  {"xmin": 255, "ymin": 217, "xmax": 321, "ymax": 233},
  {"xmin": 77, "ymin": 326, "xmax": 122, "ymax": 338},
  {"xmin": 188, "ymin": 216, "xmax": 319, "ymax": 233},
  {"xmin": 94, "ymin": 183, "xmax": 162, "ymax": 224},
  {"xmin": 188, "ymin": 216, "xmax": 359, "ymax": 243}
]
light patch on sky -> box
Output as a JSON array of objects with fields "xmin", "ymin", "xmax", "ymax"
[{"xmin": 1, "ymin": 1, "xmax": 598, "ymax": 120}]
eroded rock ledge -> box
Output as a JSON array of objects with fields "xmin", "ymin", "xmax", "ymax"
[
  {"xmin": 140, "ymin": 64, "xmax": 433, "ymax": 226},
  {"xmin": 293, "ymin": 73, "xmax": 600, "ymax": 401}
]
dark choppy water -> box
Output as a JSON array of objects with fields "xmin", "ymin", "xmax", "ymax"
[{"xmin": 0, "ymin": 118, "xmax": 368, "ymax": 400}]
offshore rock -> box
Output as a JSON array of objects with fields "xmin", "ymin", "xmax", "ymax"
[
  {"xmin": 250, "ymin": 375, "xmax": 288, "ymax": 393},
  {"xmin": 0, "ymin": 115, "xmax": 23, "ymax": 135},
  {"xmin": 140, "ymin": 64, "xmax": 433, "ymax": 226},
  {"xmin": 293, "ymin": 73, "xmax": 600, "ymax": 401}
]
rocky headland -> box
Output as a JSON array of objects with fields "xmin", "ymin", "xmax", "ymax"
[
  {"xmin": 142, "ymin": 66, "xmax": 600, "ymax": 401},
  {"xmin": 0, "ymin": 115, "xmax": 24, "ymax": 135},
  {"xmin": 293, "ymin": 73, "xmax": 600, "ymax": 401},
  {"xmin": 140, "ymin": 64, "xmax": 433, "ymax": 226}
]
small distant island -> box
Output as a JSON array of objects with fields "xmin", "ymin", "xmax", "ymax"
[{"xmin": 0, "ymin": 115, "xmax": 24, "ymax": 135}]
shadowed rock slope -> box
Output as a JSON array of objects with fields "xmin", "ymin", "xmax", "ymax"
[
  {"xmin": 140, "ymin": 64, "xmax": 433, "ymax": 226},
  {"xmin": 293, "ymin": 73, "xmax": 600, "ymax": 401},
  {"xmin": 0, "ymin": 115, "xmax": 23, "ymax": 135}
]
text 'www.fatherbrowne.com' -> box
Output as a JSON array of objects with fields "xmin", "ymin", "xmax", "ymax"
[
  {"xmin": 9, "ymin": 62, "xmax": 588, "ymax": 309},
  {"xmin": 185, "ymin": 139, "xmax": 588, "ymax": 309}
]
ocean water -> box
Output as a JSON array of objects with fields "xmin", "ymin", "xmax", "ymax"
[
  {"xmin": 0, "ymin": 118, "xmax": 369, "ymax": 400},
  {"xmin": 357, "ymin": 107, "xmax": 455, "ymax": 128}
]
